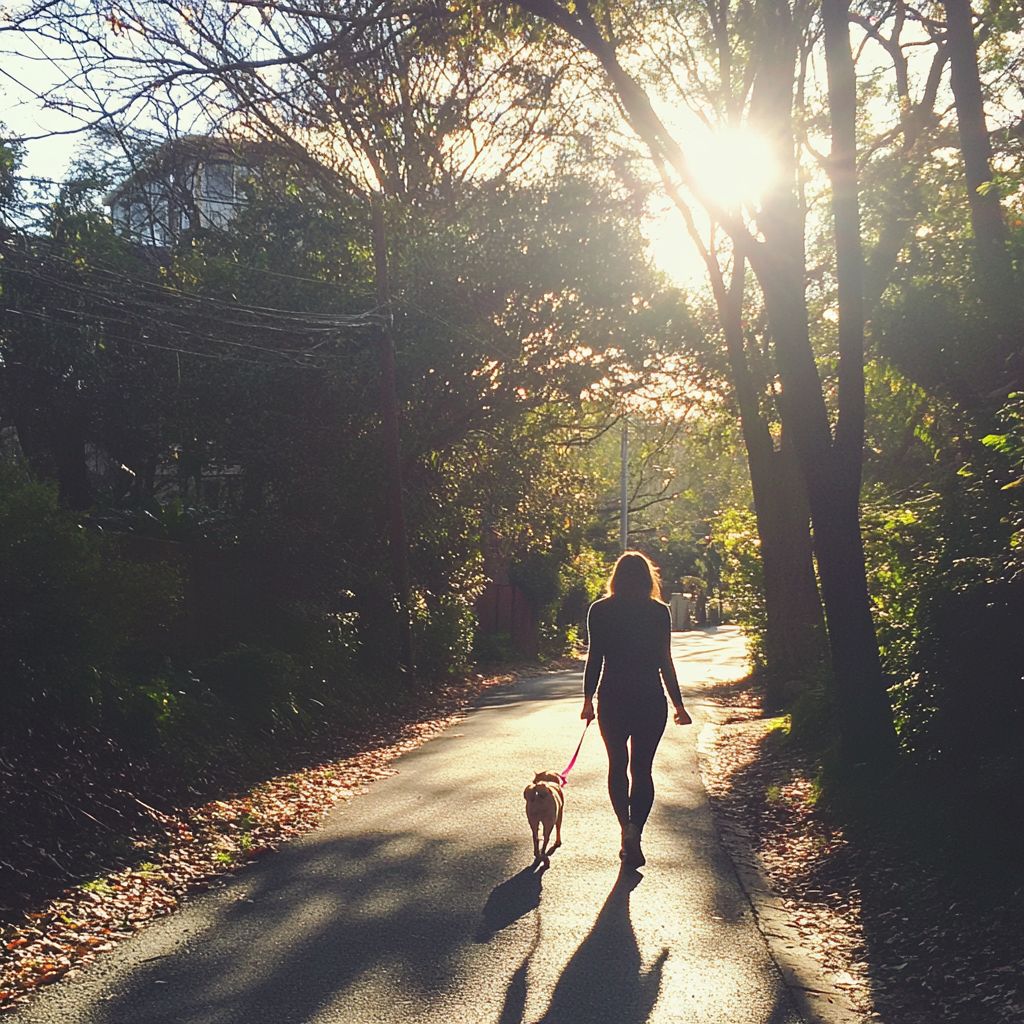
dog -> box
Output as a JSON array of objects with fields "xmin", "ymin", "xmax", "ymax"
[{"xmin": 524, "ymin": 770, "xmax": 565, "ymax": 867}]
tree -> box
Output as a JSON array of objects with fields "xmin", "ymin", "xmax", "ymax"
[
  {"xmin": 18, "ymin": 0, "xmax": 1018, "ymax": 761},
  {"xmin": 943, "ymin": 0, "xmax": 1017, "ymax": 329},
  {"xmin": 3, "ymin": 0, "xmax": 590, "ymax": 681},
  {"xmin": 510, "ymin": 0, "xmax": 904, "ymax": 760},
  {"xmin": 1, "ymin": 142, "xmax": 689, "ymax": 669}
]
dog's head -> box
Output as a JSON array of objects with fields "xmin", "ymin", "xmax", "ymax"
[{"xmin": 532, "ymin": 769, "xmax": 565, "ymax": 787}]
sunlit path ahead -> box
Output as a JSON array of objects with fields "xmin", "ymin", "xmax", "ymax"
[{"xmin": 10, "ymin": 625, "xmax": 800, "ymax": 1024}]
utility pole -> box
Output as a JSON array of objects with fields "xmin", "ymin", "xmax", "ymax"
[
  {"xmin": 371, "ymin": 194, "xmax": 415, "ymax": 682},
  {"xmin": 620, "ymin": 420, "xmax": 628, "ymax": 553}
]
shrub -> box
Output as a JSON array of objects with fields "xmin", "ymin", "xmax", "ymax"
[
  {"xmin": 412, "ymin": 589, "xmax": 475, "ymax": 679},
  {"xmin": 715, "ymin": 507, "xmax": 767, "ymax": 669},
  {"xmin": 195, "ymin": 644, "xmax": 306, "ymax": 735},
  {"xmin": 860, "ymin": 492, "xmax": 942, "ymax": 679},
  {"xmin": 893, "ymin": 570, "xmax": 1024, "ymax": 772},
  {"xmin": 558, "ymin": 547, "xmax": 611, "ymax": 632},
  {"xmin": 472, "ymin": 630, "xmax": 518, "ymax": 664},
  {"xmin": 0, "ymin": 465, "xmax": 182, "ymax": 735}
]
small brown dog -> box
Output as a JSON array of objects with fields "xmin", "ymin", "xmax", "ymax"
[{"xmin": 524, "ymin": 770, "xmax": 565, "ymax": 866}]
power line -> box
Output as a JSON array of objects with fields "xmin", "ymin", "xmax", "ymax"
[{"xmin": 1, "ymin": 239, "xmax": 386, "ymax": 367}]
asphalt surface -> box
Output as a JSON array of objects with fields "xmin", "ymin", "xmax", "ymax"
[{"xmin": 10, "ymin": 626, "xmax": 801, "ymax": 1024}]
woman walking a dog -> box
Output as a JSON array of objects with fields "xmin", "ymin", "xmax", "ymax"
[{"xmin": 582, "ymin": 551, "xmax": 691, "ymax": 868}]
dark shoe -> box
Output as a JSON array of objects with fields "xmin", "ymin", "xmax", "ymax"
[{"xmin": 621, "ymin": 823, "xmax": 645, "ymax": 867}]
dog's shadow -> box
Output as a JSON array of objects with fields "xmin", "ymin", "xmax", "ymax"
[{"xmin": 476, "ymin": 864, "xmax": 544, "ymax": 942}]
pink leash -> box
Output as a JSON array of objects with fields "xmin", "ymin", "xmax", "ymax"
[{"xmin": 559, "ymin": 719, "xmax": 592, "ymax": 784}]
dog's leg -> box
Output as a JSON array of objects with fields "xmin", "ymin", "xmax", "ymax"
[
  {"xmin": 532, "ymin": 820, "xmax": 542, "ymax": 861},
  {"xmin": 540, "ymin": 820, "xmax": 553, "ymax": 859},
  {"xmin": 551, "ymin": 802, "xmax": 563, "ymax": 852}
]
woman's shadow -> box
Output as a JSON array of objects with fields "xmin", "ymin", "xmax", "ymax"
[{"xmin": 504, "ymin": 867, "xmax": 667, "ymax": 1024}]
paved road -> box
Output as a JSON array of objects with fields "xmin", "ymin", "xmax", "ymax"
[{"xmin": 11, "ymin": 626, "xmax": 801, "ymax": 1024}]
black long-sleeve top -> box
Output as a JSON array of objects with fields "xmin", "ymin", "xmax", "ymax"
[{"xmin": 583, "ymin": 596, "xmax": 684, "ymax": 708}]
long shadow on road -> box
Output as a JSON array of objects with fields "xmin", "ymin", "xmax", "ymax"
[
  {"xmin": 528, "ymin": 868, "xmax": 665, "ymax": 1024},
  {"xmin": 76, "ymin": 645, "xmax": 800, "ymax": 1024},
  {"xmin": 477, "ymin": 865, "xmax": 543, "ymax": 941},
  {"xmin": 96, "ymin": 829, "xmax": 517, "ymax": 1024}
]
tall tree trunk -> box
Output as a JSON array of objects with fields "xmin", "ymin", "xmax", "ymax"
[
  {"xmin": 517, "ymin": 0, "xmax": 828, "ymax": 694},
  {"xmin": 746, "ymin": 0, "xmax": 897, "ymax": 762},
  {"xmin": 813, "ymin": 0, "xmax": 898, "ymax": 761},
  {"xmin": 943, "ymin": 0, "xmax": 1016, "ymax": 331},
  {"xmin": 721, "ymin": 260, "xmax": 827, "ymax": 702},
  {"xmin": 371, "ymin": 195, "xmax": 415, "ymax": 681},
  {"xmin": 755, "ymin": 443, "xmax": 828, "ymax": 701},
  {"xmin": 754, "ymin": 249, "xmax": 896, "ymax": 760}
]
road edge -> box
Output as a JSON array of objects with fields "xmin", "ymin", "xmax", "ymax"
[{"xmin": 696, "ymin": 716, "xmax": 867, "ymax": 1024}]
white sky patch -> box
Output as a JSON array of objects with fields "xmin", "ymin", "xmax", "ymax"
[
  {"xmin": 642, "ymin": 125, "xmax": 779, "ymax": 288},
  {"xmin": 1, "ymin": 50, "xmax": 82, "ymax": 184}
]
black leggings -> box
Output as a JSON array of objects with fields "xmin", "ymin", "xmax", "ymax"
[{"xmin": 597, "ymin": 696, "xmax": 668, "ymax": 831}]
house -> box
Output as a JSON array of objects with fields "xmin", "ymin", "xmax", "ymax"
[{"xmin": 104, "ymin": 136, "xmax": 260, "ymax": 245}]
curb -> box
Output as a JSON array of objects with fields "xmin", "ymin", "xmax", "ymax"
[{"xmin": 697, "ymin": 716, "xmax": 867, "ymax": 1024}]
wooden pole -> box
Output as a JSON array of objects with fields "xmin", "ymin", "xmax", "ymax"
[{"xmin": 371, "ymin": 193, "xmax": 415, "ymax": 681}]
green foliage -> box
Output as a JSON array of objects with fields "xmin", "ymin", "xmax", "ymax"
[
  {"xmin": 0, "ymin": 461, "xmax": 396, "ymax": 759},
  {"xmin": 715, "ymin": 506, "xmax": 766, "ymax": 668},
  {"xmin": 471, "ymin": 631, "xmax": 519, "ymax": 664},
  {"xmin": 88, "ymin": 498, "xmax": 232, "ymax": 544},
  {"xmin": 548, "ymin": 545, "xmax": 613, "ymax": 657},
  {"xmin": 509, "ymin": 549, "xmax": 564, "ymax": 615},
  {"xmin": 559, "ymin": 547, "xmax": 611, "ymax": 611},
  {"xmin": 0, "ymin": 463, "xmax": 182, "ymax": 733},
  {"xmin": 981, "ymin": 392, "xmax": 1024, "ymax": 492},
  {"xmin": 578, "ymin": 410, "xmax": 749, "ymax": 596},
  {"xmin": 856, "ymin": 377, "xmax": 1024, "ymax": 776},
  {"xmin": 860, "ymin": 493, "xmax": 943, "ymax": 679},
  {"xmin": 197, "ymin": 645, "xmax": 306, "ymax": 734},
  {"xmin": 0, "ymin": 133, "xmax": 23, "ymax": 220},
  {"xmin": 509, "ymin": 548, "xmax": 566, "ymax": 657},
  {"xmin": 502, "ymin": 544, "xmax": 612, "ymax": 659},
  {"xmin": 0, "ymin": 146, "xmax": 692, "ymax": 775},
  {"xmin": 412, "ymin": 590, "xmax": 476, "ymax": 678}
]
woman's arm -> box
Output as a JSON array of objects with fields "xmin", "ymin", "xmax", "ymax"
[
  {"xmin": 657, "ymin": 605, "xmax": 691, "ymax": 725},
  {"xmin": 581, "ymin": 602, "xmax": 604, "ymax": 720}
]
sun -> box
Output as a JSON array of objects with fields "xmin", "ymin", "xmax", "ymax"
[
  {"xmin": 645, "ymin": 128, "xmax": 777, "ymax": 286},
  {"xmin": 686, "ymin": 128, "xmax": 778, "ymax": 211}
]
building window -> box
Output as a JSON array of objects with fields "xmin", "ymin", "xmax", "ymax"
[
  {"xmin": 197, "ymin": 162, "xmax": 241, "ymax": 229},
  {"xmin": 107, "ymin": 149, "xmax": 249, "ymax": 245}
]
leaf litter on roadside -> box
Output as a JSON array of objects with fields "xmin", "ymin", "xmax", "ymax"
[
  {"xmin": 0, "ymin": 667, "xmax": 535, "ymax": 1013},
  {"xmin": 699, "ymin": 682, "xmax": 1024, "ymax": 1024}
]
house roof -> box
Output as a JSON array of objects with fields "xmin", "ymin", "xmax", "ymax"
[{"xmin": 103, "ymin": 135, "xmax": 280, "ymax": 206}]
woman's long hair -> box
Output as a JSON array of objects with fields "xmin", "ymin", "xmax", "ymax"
[{"xmin": 605, "ymin": 551, "xmax": 663, "ymax": 602}]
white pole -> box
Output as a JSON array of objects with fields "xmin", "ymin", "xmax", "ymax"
[{"xmin": 620, "ymin": 421, "xmax": 628, "ymax": 553}]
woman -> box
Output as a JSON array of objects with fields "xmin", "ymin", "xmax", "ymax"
[{"xmin": 582, "ymin": 551, "xmax": 691, "ymax": 868}]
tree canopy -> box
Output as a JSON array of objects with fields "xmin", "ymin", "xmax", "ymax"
[{"xmin": 0, "ymin": 0, "xmax": 1023, "ymax": 776}]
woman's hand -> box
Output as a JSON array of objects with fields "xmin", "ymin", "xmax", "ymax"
[
  {"xmin": 673, "ymin": 705, "xmax": 692, "ymax": 726},
  {"xmin": 581, "ymin": 697, "xmax": 596, "ymax": 721}
]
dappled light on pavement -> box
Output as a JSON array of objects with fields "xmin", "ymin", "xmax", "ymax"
[{"xmin": 6, "ymin": 628, "xmax": 796, "ymax": 1024}]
